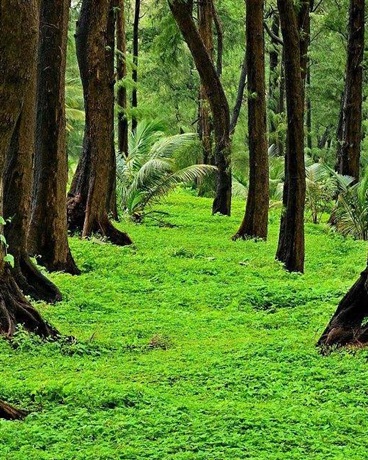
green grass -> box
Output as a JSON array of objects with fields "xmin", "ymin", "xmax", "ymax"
[{"xmin": 0, "ymin": 190, "xmax": 367, "ymax": 459}]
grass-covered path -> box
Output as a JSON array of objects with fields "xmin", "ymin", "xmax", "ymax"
[{"xmin": 0, "ymin": 192, "xmax": 367, "ymax": 459}]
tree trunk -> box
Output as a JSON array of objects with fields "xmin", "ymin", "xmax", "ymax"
[
  {"xmin": 169, "ymin": 0, "xmax": 232, "ymax": 216},
  {"xmin": 0, "ymin": 0, "xmax": 59, "ymax": 337},
  {"xmin": 67, "ymin": 0, "xmax": 132, "ymax": 245},
  {"xmin": 318, "ymin": 265, "xmax": 368, "ymax": 347},
  {"xmin": 233, "ymin": 0, "xmax": 269, "ymax": 240},
  {"xmin": 336, "ymin": 0, "xmax": 364, "ymax": 181},
  {"xmin": 212, "ymin": 1, "xmax": 223, "ymax": 77},
  {"xmin": 230, "ymin": 49, "xmax": 247, "ymax": 136},
  {"xmin": 275, "ymin": 0, "xmax": 306, "ymax": 273},
  {"xmin": 268, "ymin": 12, "xmax": 284, "ymax": 155},
  {"xmin": 116, "ymin": 0, "xmax": 129, "ymax": 157},
  {"xmin": 0, "ymin": 400, "xmax": 28, "ymax": 420},
  {"xmin": 28, "ymin": 0, "xmax": 80, "ymax": 276},
  {"xmin": 198, "ymin": 0, "xmax": 214, "ymax": 166},
  {"xmin": 131, "ymin": 0, "xmax": 141, "ymax": 132}
]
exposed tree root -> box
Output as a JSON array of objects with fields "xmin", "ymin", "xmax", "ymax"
[
  {"xmin": 0, "ymin": 271, "xmax": 58, "ymax": 338},
  {"xmin": 318, "ymin": 266, "xmax": 368, "ymax": 348},
  {"xmin": 93, "ymin": 216, "xmax": 132, "ymax": 246},
  {"xmin": 12, "ymin": 255, "xmax": 62, "ymax": 304},
  {"xmin": 0, "ymin": 400, "xmax": 28, "ymax": 420},
  {"xmin": 35, "ymin": 249, "xmax": 81, "ymax": 277}
]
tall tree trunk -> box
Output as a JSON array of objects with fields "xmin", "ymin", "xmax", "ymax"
[
  {"xmin": 131, "ymin": 0, "xmax": 141, "ymax": 132},
  {"xmin": 275, "ymin": 0, "xmax": 306, "ymax": 273},
  {"xmin": 233, "ymin": 0, "xmax": 269, "ymax": 240},
  {"xmin": 318, "ymin": 264, "xmax": 368, "ymax": 347},
  {"xmin": 230, "ymin": 49, "xmax": 247, "ymax": 136},
  {"xmin": 116, "ymin": 0, "xmax": 129, "ymax": 156},
  {"xmin": 336, "ymin": 0, "xmax": 364, "ymax": 181},
  {"xmin": 212, "ymin": 0, "xmax": 223, "ymax": 77},
  {"xmin": 67, "ymin": 0, "xmax": 132, "ymax": 245},
  {"xmin": 268, "ymin": 12, "xmax": 284, "ymax": 155},
  {"xmin": 198, "ymin": 0, "xmax": 214, "ymax": 165},
  {"xmin": 306, "ymin": 66, "xmax": 312, "ymax": 150},
  {"xmin": 169, "ymin": 0, "xmax": 232, "ymax": 215},
  {"xmin": 0, "ymin": 0, "xmax": 58, "ymax": 337},
  {"xmin": 28, "ymin": 0, "xmax": 80, "ymax": 277},
  {"xmin": 5, "ymin": 82, "xmax": 62, "ymax": 303}
]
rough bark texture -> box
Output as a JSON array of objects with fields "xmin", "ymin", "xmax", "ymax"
[
  {"xmin": 116, "ymin": 0, "xmax": 129, "ymax": 156},
  {"xmin": 131, "ymin": 0, "xmax": 140, "ymax": 132},
  {"xmin": 67, "ymin": 0, "xmax": 132, "ymax": 245},
  {"xmin": 28, "ymin": 0, "xmax": 79, "ymax": 275},
  {"xmin": 4, "ymin": 19, "xmax": 62, "ymax": 303},
  {"xmin": 336, "ymin": 0, "xmax": 364, "ymax": 181},
  {"xmin": 169, "ymin": 0, "xmax": 232, "ymax": 215},
  {"xmin": 0, "ymin": 399, "xmax": 28, "ymax": 420},
  {"xmin": 276, "ymin": 0, "xmax": 306, "ymax": 273},
  {"xmin": 233, "ymin": 0, "xmax": 269, "ymax": 240},
  {"xmin": 318, "ymin": 265, "xmax": 368, "ymax": 347},
  {"xmin": 0, "ymin": 0, "xmax": 59, "ymax": 337}
]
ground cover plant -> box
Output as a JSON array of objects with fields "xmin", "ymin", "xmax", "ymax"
[{"xmin": 0, "ymin": 191, "xmax": 367, "ymax": 460}]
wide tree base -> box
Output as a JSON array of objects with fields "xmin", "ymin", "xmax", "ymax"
[
  {"xmin": 0, "ymin": 271, "xmax": 58, "ymax": 338},
  {"xmin": 90, "ymin": 217, "xmax": 132, "ymax": 246},
  {"xmin": 36, "ymin": 250, "xmax": 81, "ymax": 277},
  {"xmin": 318, "ymin": 266, "xmax": 368, "ymax": 348},
  {"xmin": 0, "ymin": 400, "xmax": 27, "ymax": 420},
  {"xmin": 68, "ymin": 196, "xmax": 132, "ymax": 246},
  {"xmin": 13, "ymin": 255, "xmax": 62, "ymax": 304}
]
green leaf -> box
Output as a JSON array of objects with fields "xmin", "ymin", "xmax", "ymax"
[{"xmin": 4, "ymin": 254, "xmax": 14, "ymax": 267}]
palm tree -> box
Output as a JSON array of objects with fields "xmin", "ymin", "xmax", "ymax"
[{"xmin": 116, "ymin": 120, "xmax": 217, "ymax": 221}]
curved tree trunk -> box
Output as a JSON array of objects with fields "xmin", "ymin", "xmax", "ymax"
[
  {"xmin": 318, "ymin": 265, "xmax": 368, "ymax": 347},
  {"xmin": 336, "ymin": 0, "xmax": 364, "ymax": 181},
  {"xmin": 0, "ymin": 0, "xmax": 59, "ymax": 337},
  {"xmin": 67, "ymin": 0, "xmax": 132, "ymax": 246},
  {"xmin": 275, "ymin": 0, "xmax": 306, "ymax": 273},
  {"xmin": 197, "ymin": 0, "xmax": 214, "ymax": 166},
  {"xmin": 3, "ymin": 1, "xmax": 62, "ymax": 303},
  {"xmin": 29, "ymin": 0, "xmax": 80, "ymax": 275},
  {"xmin": 233, "ymin": 0, "xmax": 269, "ymax": 240},
  {"xmin": 169, "ymin": 0, "xmax": 232, "ymax": 216}
]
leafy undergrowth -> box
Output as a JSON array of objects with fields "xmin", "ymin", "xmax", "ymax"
[{"xmin": 0, "ymin": 191, "xmax": 367, "ymax": 459}]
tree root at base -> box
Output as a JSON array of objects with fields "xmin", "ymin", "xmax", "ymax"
[
  {"xmin": 13, "ymin": 255, "xmax": 62, "ymax": 303},
  {"xmin": 0, "ymin": 400, "xmax": 28, "ymax": 420},
  {"xmin": 0, "ymin": 271, "xmax": 59, "ymax": 338}
]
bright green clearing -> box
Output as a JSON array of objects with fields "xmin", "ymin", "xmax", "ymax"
[{"xmin": 0, "ymin": 191, "xmax": 367, "ymax": 460}]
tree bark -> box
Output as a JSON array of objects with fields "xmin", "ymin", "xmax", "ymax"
[
  {"xmin": 67, "ymin": 0, "xmax": 132, "ymax": 245},
  {"xmin": 336, "ymin": 0, "xmax": 364, "ymax": 181},
  {"xmin": 169, "ymin": 0, "xmax": 232, "ymax": 215},
  {"xmin": 318, "ymin": 265, "xmax": 368, "ymax": 347},
  {"xmin": 116, "ymin": 0, "xmax": 129, "ymax": 157},
  {"xmin": 275, "ymin": 0, "xmax": 306, "ymax": 273},
  {"xmin": 0, "ymin": 0, "xmax": 59, "ymax": 337},
  {"xmin": 28, "ymin": 0, "xmax": 80, "ymax": 276},
  {"xmin": 131, "ymin": 0, "xmax": 141, "ymax": 132},
  {"xmin": 0, "ymin": 400, "xmax": 27, "ymax": 420},
  {"xmin": 197, "ymin": 0, "xmax": 214, "ymax": 166},
  {"xmin": 233, "ymin": 0, "xmax": 269, "ymax": 240}
]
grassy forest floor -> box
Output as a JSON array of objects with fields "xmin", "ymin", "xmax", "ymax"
[{"xmin": 0, "ymin": 191, "xmax": 367, "ymax": 459}]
